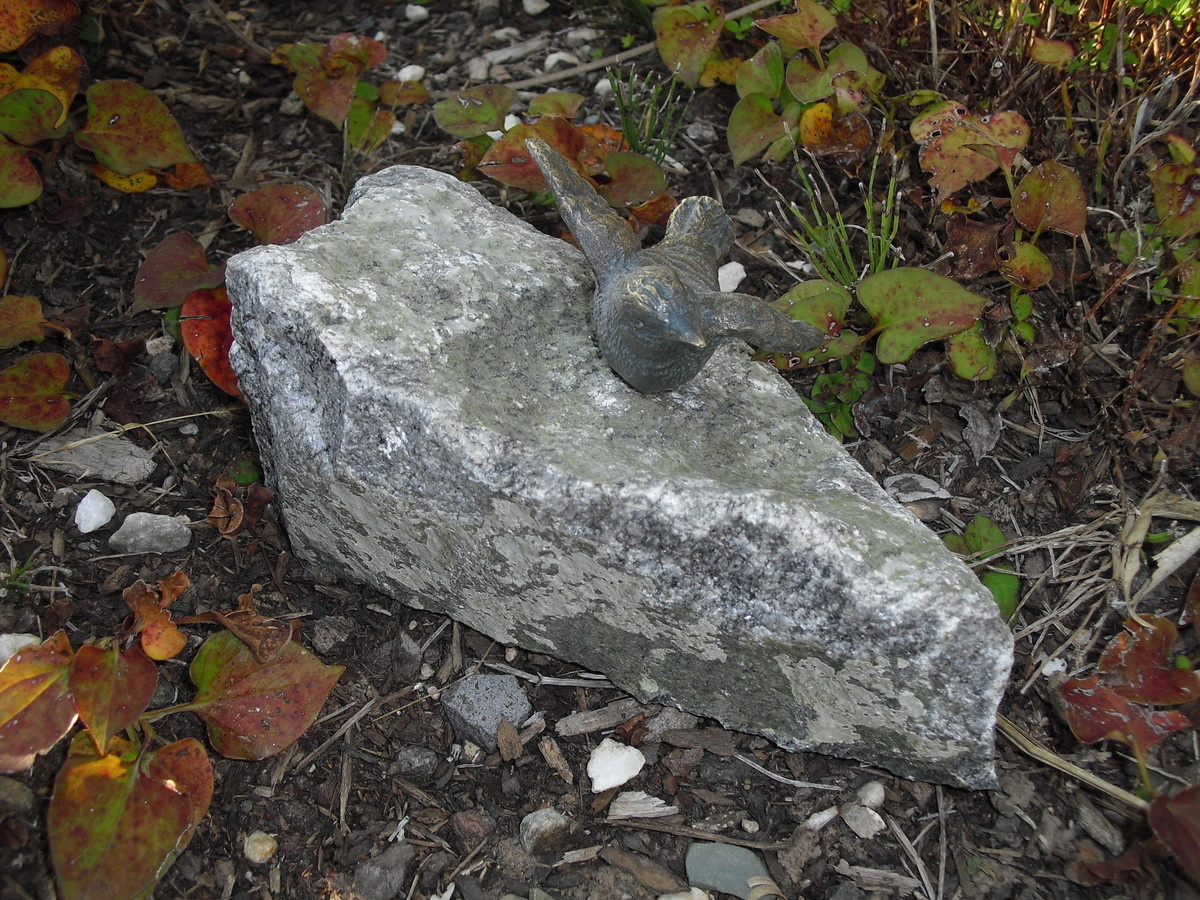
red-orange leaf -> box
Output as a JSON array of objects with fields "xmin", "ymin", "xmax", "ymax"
[
  {"xmin": 228, "ymin": 184, "xmax": 327, "ymax": 245},
  {"xmin": 132, "ymin": 232, "xmax": 226, "ymax": 313},
  {"xmin": 180, "ymin": 287, "xmax": 243, "ymax": 398},
  {"xmin": 47, "ymin": 734, "xmax": 201, "ymax": 900},
  {"xmin": 1148, "ymin": 783, "xmax": 1200, "ymax": 884},
  {"xmin": 0, "ymin": 351, "xmax": 71, "ymax": 430},
  {"xmin": 75, "ymin": 81, "xmax": 199, "ymax": 175},
  {"xmin": 68, "ymin": 644, "xmax": 157, "ymax": 755},
  {"xmin": 1061, "ymin": 674, "xmax": 1193, "ymax": 755},
  {"xmin": 142, "ymin": 738, "xmax": 214, "ymax": 849},
  {"xmin": 0, "ymin": 630, "xmax": 76, "ymax": 772},
  {"xmin": 123, "ymin": 577, "xmax": 188, "ymax": 662},
  {"xmin": 0, "ymin": 0, "xmax": 79, "ymax": 53},
  {"xmin": 1097, "ymin": 615, "xmax": 1200, "ymax": 705},
  {"xmin": 188, "ymin": 631, "xmax": 343, "ymax": 760}
]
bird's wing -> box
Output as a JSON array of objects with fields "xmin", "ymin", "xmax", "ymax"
[
  {"xmin": 701, "ymin": 292, "xmax": 826, "ymax": 351},
  {"xmin": 526, "ymin": 137, "xmax": 639, "ymax": 274}
]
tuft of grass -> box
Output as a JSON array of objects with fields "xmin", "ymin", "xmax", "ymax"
[
  {"xmin": 785, "ymin": 148, "xmax": 900, "ymax": 289},
  {"xmin": 606, "ymin": 68, "xmax": 691, "ymax": 165}
]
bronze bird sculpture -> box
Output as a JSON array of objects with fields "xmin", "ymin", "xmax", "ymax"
[{"xmin": 525, "ymin": 137, "xmax": 825, "ymax": 393}]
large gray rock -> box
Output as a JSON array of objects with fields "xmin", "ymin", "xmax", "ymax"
[{"xmin": 226, "ymin": 166, "xmax": 1012, "ymax": 788}]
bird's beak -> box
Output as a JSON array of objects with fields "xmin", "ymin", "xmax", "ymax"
[{"xmin": 672, "ymin": 329, "xmax": 707, "ymax": 348}]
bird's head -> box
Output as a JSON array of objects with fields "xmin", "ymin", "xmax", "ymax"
[{"xmin": 611, "ymin": 265, "xmax": 708, "ymax": 349}]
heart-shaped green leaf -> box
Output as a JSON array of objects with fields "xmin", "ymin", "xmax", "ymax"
[
  {"xmin": 0, "ymin": 294, "xmax": 50, "ymax": 348},
  {"xmin": 653, "ymin": 2, "xmax": 725, "ymax": 89},
  {"xmin": 432, "ymin": 83, "xmax": 516, "ymax": 138},
  {"xmin": 0, "ymin": 137, "xmax": 42, "ymax": 207},
  {"xmin": 1148, "ymin": 159, "xmax": 1200, "ymax": 240},
  {"xmin": 736, "ymin": 42, "xmax": 784, "ymax": 100},
  {"xmin": 912, "ymin": 103, "xmax": 1029, "ymax": 199},
  {"xmin": 1012, "ymin": 160, "xmax": 1087, "ymax": 237},
  {"xmin": 0, "ymin": 631, "xmax": 76, "ymax": 773},
  {"xmin": 68, "ymin": 644, "xmax": 157, "ymax": 756},
  {"xmin": 598, "ymin": 151, "xmax": 666, "ymax": 209},
  {"xmin": 0, "ymin": 351, "xmax": 71, "ymax": 430},
  {"xmin": 346, "ymin": 96, "xmax": 394, "ymax": 155},
  {"xmin": 727, "ymin": 93, "xmax": 787, "ymax": 166},
  {"xmin": 1028, "ymin": 36, "xmax": 1075, "ymax": 65},
  {"xmin": 945, "ymin": 323, "xmax": 997, "ymax": 381},
  {"xmin": 188, "ymin": 631, "xmax": 343, "ymax": 760},
  {"xmin": 857, "ymin": 268, "xmax": 984, "ymax": 363},
  {"xmin": 47, "ymin": 734, "xmax": 205, "ymax": 900},
  {"xmin": 528, "ymin": 91, "xmax": 585, "ymax": 119},
  {"xmin": 999, "ymin": 241, "xmax": 1053, "ymax": 289},
  {"xmin": 0, "ymin": 88, "xmax": 67, "ymax": 145},
  {"xmin": 756, "ymin": 1, "xmax": 838, "ymax": 53},
  {"xmin": 75, "ymin": 81, "xmax": 199, "ymax": 175}
]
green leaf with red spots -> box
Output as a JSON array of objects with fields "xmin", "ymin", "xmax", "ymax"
[
  {"xmin": 0, "ymin": 89, "xmax": 66, "ymax": 145},
  {"xmin": 0, "ymin": 0, "xmax": 79, "ymax": 53},
  {"xmin": 47, "ymin": 733, "xmax": 212, "ymax": 900},
  {"xmin": 755, "ymin": 0, "xmax": 838, "ymax": 53},
  {"xmin": 0, "ymin": 136, "xmax": 42, "ymax": 207},
  {"xmin": 187, "ymin": 630, "xmax": 343, "ymax": 760},
  {"xmin": 132, "ymin": 232, "xmax": 226, "ymax": 313},
  {"xmin": 75, "ymin": 81, "xmax": 201, "ymax": 176},
  {"xmin": 999, "ymin": 241, "xmax": 1053, "ymax": 289},
  {"xmin": 432, "ymin": 83, "xmax": 516, "ymax": 139},
  {"xmin": 180, "ymin": 287, "xmax": 242, "ymax": 399},
  {"xmin": 1096, "ymin": 616, "xmax": 1200, "ymax": 706},
  {"xmin": 774, "ymin": 279, "xmax": 856, "ymax": 365},
  {"xmin": 946, "ymin": 322, "xmax": 997, "ymax": 381},
  {"xmin": 1148, "ymin": 158, "xmax": 1200, "ymax": 240},
  {"xmin": 0, "ymin": 631, "xmax": 76, "ymax": 773},
  {"xmin": 528, "ymin": 91, "xmax": 585, "ymax": 119},
  {"xmin": 1149, "ymin": 783, "xmax": 1200, "ymax": 884},
  {"xmin": 68, "ymin": 644, "xmax": 157, "ymax": 756},
  {"xmin": 0, "ymin": 45, "xmax": 85, "ymax": 128},
  {"xmin": 379, "ymin": 80, "xmax": 429, "ymax": 107},
  {"xmin": 911, "ymin": 102, "xmax": 1029, "ymax": 200},
  {"xmin": 479, "ymin": 118, "xmax": 597, "ymax": 192},
  {"xmin": 0, "ymin": 294, "xmax": 50, "ymax": 348},
  {"xmin": 1061, "ymin": 674, "xmax": 1193, "ymax": 754},
  {"xmin": 856, "ymin": 268, "xmax": 984, "ymax": 363},
  {"xmin": 1028, "ymin": 36, "xmax": 1075, "ymax": 65},
  {"xmin": 228, "ymin": 184, "xmax": 327, "ymax": 246},
  {"xmin": 328, "ymin": 33, "xmax": 387, "ymax": 70},
  {"xmin": 597, "ymin": 151, "xmax": 666, "ymax": 209},
  {"xmin": 653, "ymin": 2, "xmax": 725, "ymax": 89},
  {"xmin": 271, "ymin": 41, "xmax": 362, "ymax": 128},
  {"xmin": 0, "ymin": 351, "xmax": 71, "ymax": 430},
  {"xmin": 1012, "ymin": 160, "xmax": 1087, "ymax": 237}
]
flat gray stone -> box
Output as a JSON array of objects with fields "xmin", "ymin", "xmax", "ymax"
[
  {"xmin": 226, "ymin": 165, "xmax": 1012, "ymax": 788},
  {"xmin": 440, "ymin": 673, "xmax": 532, "ymax": 753},
  {"xmin": 109, "ymin": 512, "xmax": 192, "ymax": 554}
]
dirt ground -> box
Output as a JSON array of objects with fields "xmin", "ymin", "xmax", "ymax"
[{"xmin": 1, "ymin": 1, "xmax": 1198, "ymax": 898}]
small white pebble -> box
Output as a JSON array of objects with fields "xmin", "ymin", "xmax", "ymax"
[
  {"xmin": 718, "ymin": 261, "xmax": 747, "ymax": 292},
  {"xmin": 75, "ymin": 489, "xmax": 116, "ymax": 534},
  {"xmin": 503, "ymin": 113, "xmax": 521, "ymax": 131},
  {"xmin": 243, "ymin": 831, "xmax": 277, "ymax": 864},
  {"xmin": 466, "ymin": 57, "xmax": 490, "ymax": 82},
  {"xmin": 802, "ymin": 805, "xmax": 840, "ymax": 831},
  {"xmin": 741, "ymin": 818, "xmax": 760, "ymax": 834},
  {"xmin": 397, "ymin": 64, "xmax": 426, "ymax": 82},
  {"xmin": 1042, "ymin": 657, "xmax": 1067, "ymax": 677},
  {"xmin": 593, "ymin": 78, "xmax": 613, "ymax": 99},
  {"xmin": 842, "ymin": 804, "xmax": 886, "ymax": 839},
  {"xmin": 523, "ymin": 0, "xmax": 550, "ymax": 13},
  {"xmin": 404, "ymin": 4, "xmax": 430, "ymax": 22},
  {"xmin": 856, "ymin": 780, "xmax": 886, "ymax": 810},
  {"xmin": 587, "ymin": 738, "xmax": 645, "ymax": 792},
  {"xmin": 566, "ymin": 27, "xmax": 600, "ymax": 46},
  {"xmin": 543, "ymin": 51, "xmax": 580, "ymax": 72}
]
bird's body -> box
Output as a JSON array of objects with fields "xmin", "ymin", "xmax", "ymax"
[{"xmin": 525, "ymin": 137, "xmax": 824, "ymax": 393}]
